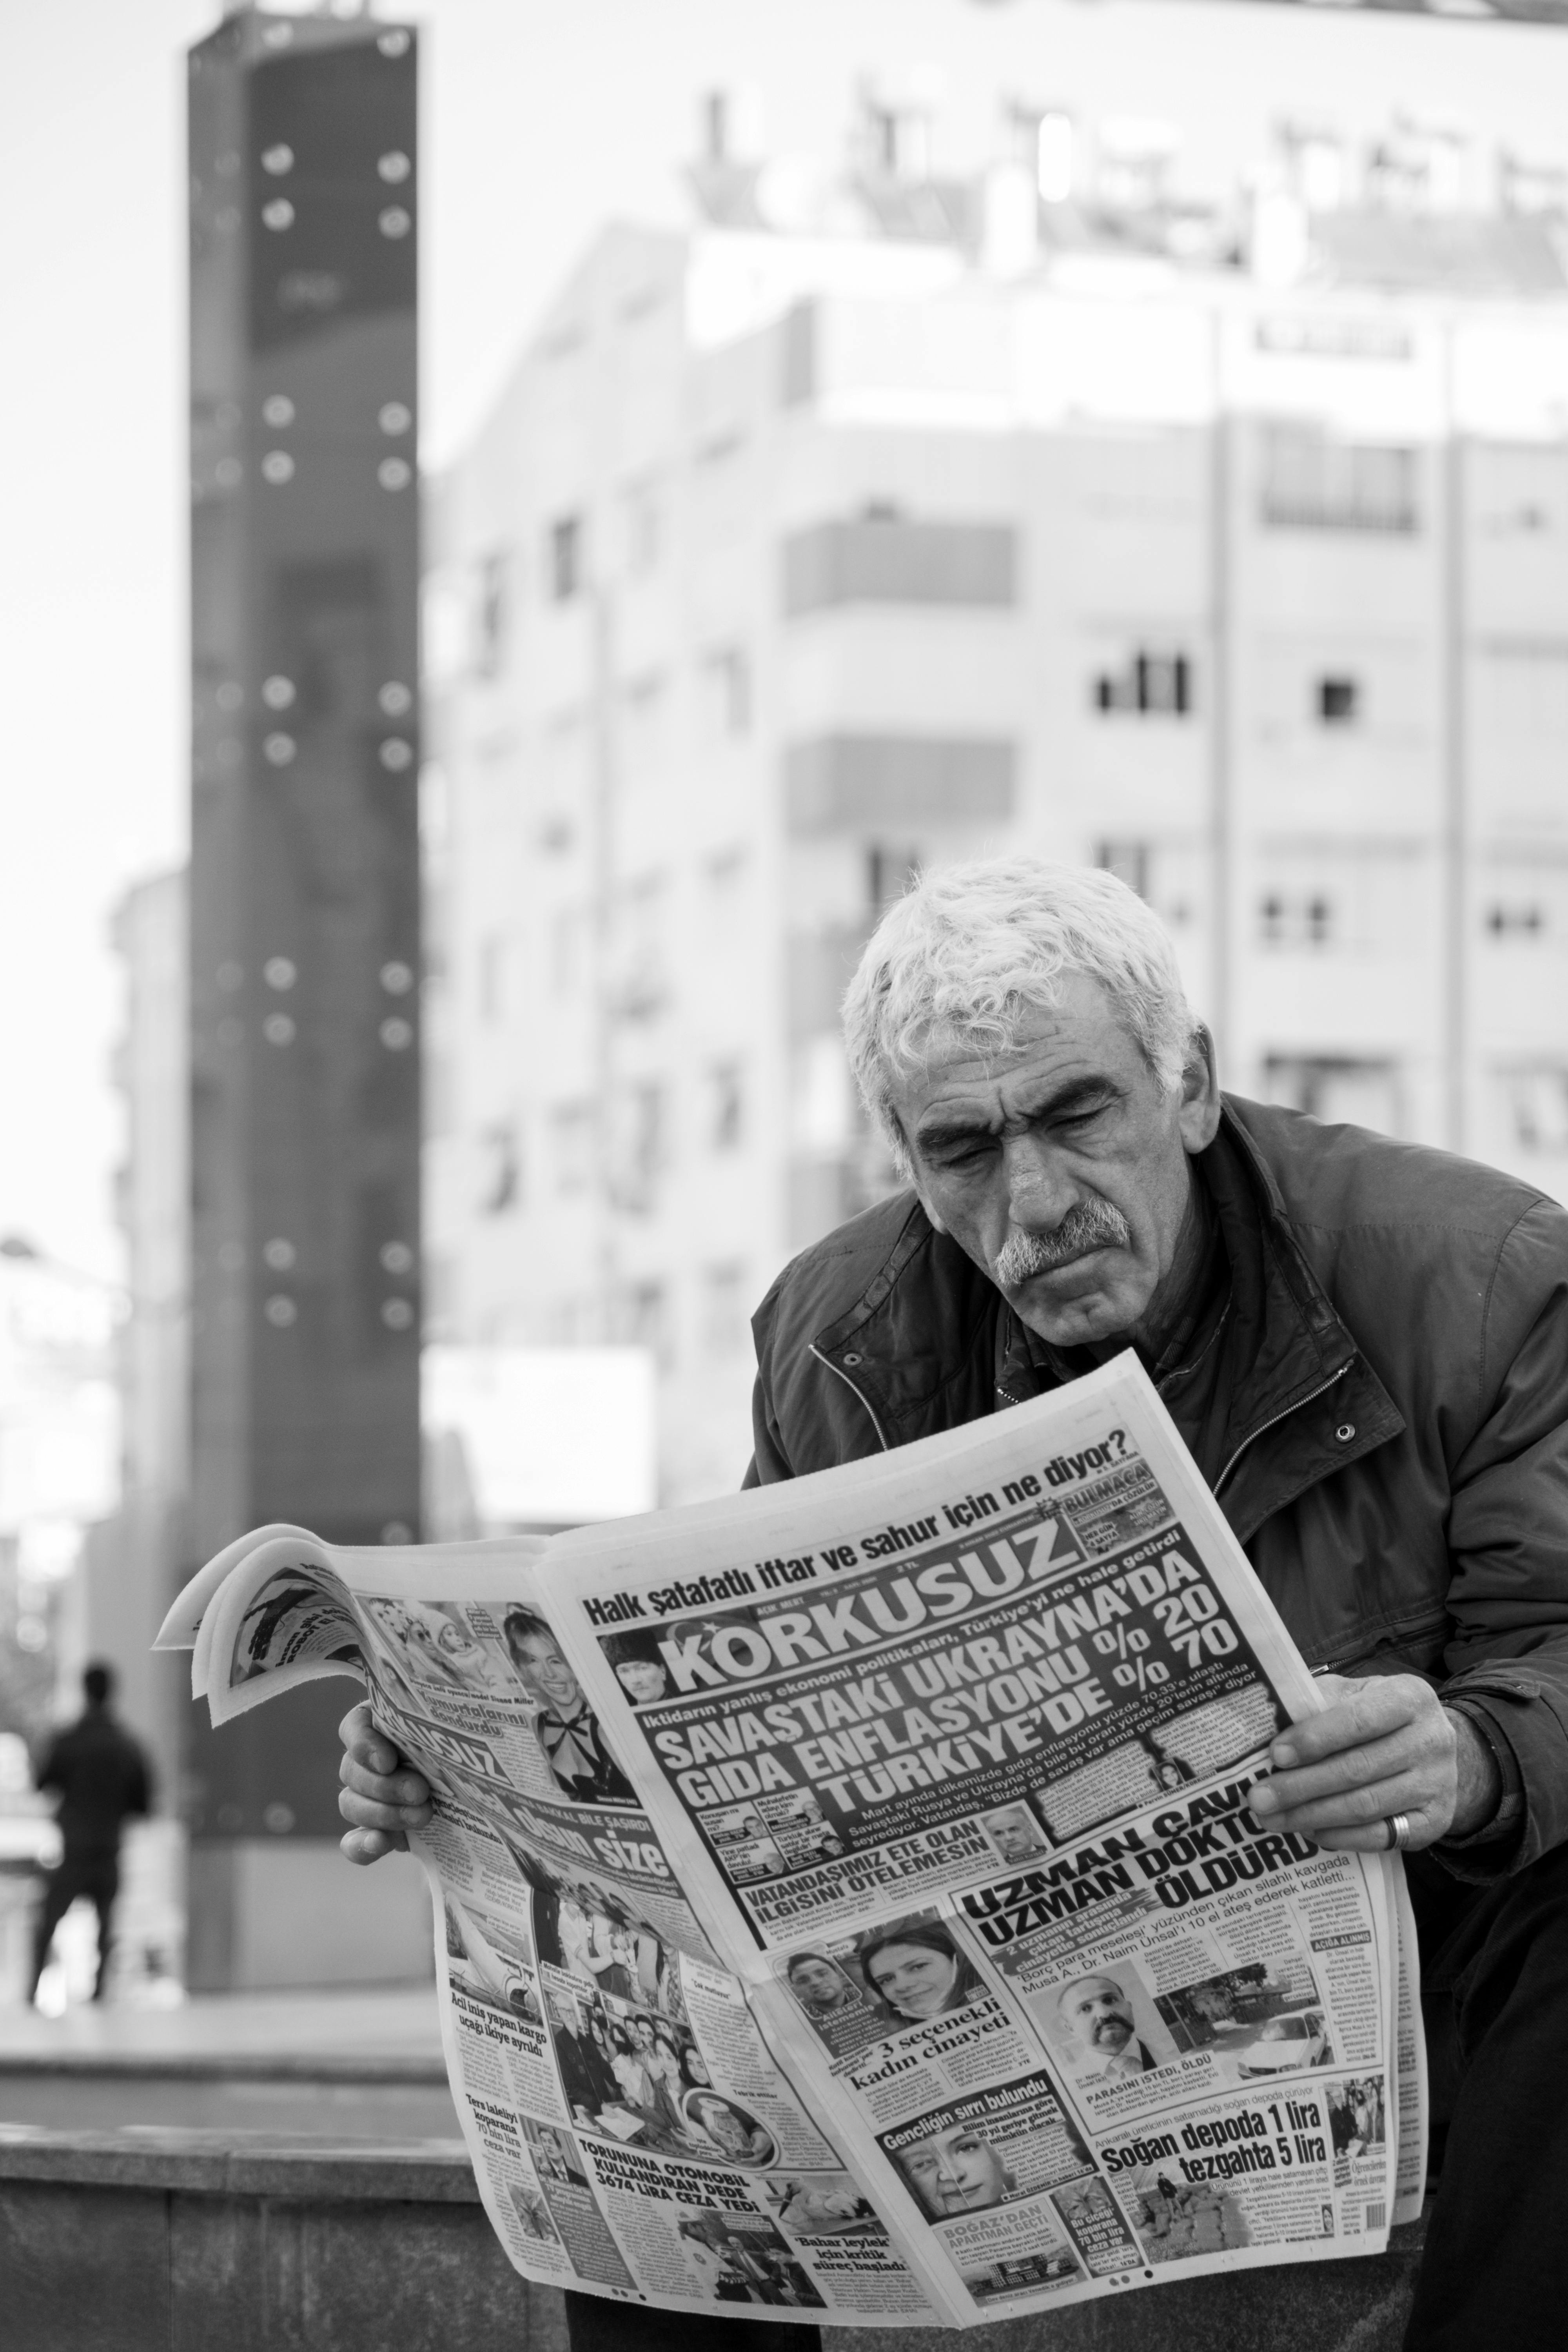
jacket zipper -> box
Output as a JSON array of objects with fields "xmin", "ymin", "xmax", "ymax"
[
  {"xmin": 809, "ymin": 1343, "xmax": 889, "ymax": 1452},
  {"xmin": 1215, "ymin": 1361, "xmax": 1350, "ymax": 1498}
]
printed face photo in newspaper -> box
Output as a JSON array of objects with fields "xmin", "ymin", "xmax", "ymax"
[
  {"xmin": 879, "ymin": 2071, "xmax": 1098, "ymax": 2229},
  {"xmin": 1040, "ymin": 1961, "xmax": 1178, "ymax": 2087},
  {"xmin": 503, "ymin": 1606, "xmax": 639, "ymax": 1806},
  {"xmin": 776, "ymin": 1912, "xmax": 987, "ymax": 2066},
  {"xmin": 979, "ymin": 1801, "xmax": 1051, "ymax": 1866},
  {"xmin": 538, "ymin": 1954, "xmax": 782, "ymax": 2171}
]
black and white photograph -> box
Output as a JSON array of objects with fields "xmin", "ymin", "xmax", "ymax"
[
  {"xmin": 12, "ymin": 0, "xmax": 1568, "ymax": 2343},
  {"xmin": 675, "ymin": 2210, "xmax": 824, "ymax": 2308},
  {"xmin": 777, "ymin": 1913, "xmax": 989, "ymax": 2066}
]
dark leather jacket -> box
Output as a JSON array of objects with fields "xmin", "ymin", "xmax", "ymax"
[{"xmin": 749, "ymin": 1097, "xmax": 1568, "ymax": 1879}]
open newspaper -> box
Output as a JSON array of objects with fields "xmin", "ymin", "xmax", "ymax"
[{"xmin": 158, "ymin": 1356, "xmax": 1425, "ymax": 2326}]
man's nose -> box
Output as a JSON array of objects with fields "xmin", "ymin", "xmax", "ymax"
[{"xmin": 1000, "ymin": 1134, "xmax": 1078, "ymax": 1229}]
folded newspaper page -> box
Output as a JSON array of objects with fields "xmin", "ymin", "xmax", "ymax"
[{"xmin": 158, "ymin": 1354, "xmax": 1425, "ymax": 2326}]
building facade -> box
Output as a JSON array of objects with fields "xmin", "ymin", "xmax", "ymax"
[{"xmin": 426, "ymin": 124, "xmax": 1568, "ymax": 1504}]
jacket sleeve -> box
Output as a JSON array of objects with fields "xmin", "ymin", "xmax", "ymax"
[
  {"xmin": 1440, "ymin": 1198, "xmax": 1568, "ymax": 1878},
  {"xmin": 745, "ymin": 1372, "xmax": 795, "ymax": 1488}
]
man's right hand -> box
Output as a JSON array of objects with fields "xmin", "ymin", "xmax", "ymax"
[{"xmin": 338, "ymin": 1700, "xmax": 434, "ymax": 1864}]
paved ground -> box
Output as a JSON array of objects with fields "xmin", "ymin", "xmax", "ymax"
[
  {"xmin": 0, "ymin": 1986, "xmax": 458, "ymax": 2134},
  {"xmin": 0, "ymin": 1985, "xmax": 444, "ymax": 2071}
]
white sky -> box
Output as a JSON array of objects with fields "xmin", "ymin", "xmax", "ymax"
[{"xmin": 3, "ymin": 0, "xmax": 1568, "ymax": 1280}]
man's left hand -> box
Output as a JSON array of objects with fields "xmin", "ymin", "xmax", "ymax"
[{"xmin": 1248, "ymin": 1674, "xmax": 1501, "ymax": 1851}]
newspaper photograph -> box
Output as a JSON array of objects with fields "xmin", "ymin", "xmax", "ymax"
[{"xmin": 158, "ymin": 1353, "xmax": 1423, "ymax": 2326}]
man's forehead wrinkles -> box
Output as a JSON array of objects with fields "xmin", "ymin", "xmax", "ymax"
[{"xmin": 913, "ymin": 1066, "xmax": 1113, "ymax": 1143}]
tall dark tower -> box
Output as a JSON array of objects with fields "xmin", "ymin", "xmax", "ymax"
[{"xmin": 186, "ymin": 8, "xmax": 421, "ymax": 1986}]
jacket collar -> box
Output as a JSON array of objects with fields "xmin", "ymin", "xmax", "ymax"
[{"xmin": 808, "ymin": 1102, "xmax": 1405, "ymax": 1543}]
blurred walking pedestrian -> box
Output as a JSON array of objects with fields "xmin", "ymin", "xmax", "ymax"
[{"xmin": 28, "ymin": 1661, "xmax": 152, "ymax": 2005}]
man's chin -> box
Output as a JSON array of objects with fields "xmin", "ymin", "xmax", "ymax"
[{"xmin": 1006, "ymin": 1259, "xmax": 1138, "ymax": 1342}]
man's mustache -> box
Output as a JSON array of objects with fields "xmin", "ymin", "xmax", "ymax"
[
  {"xmin": 994, "ymin": 1200, "xmax": 1131, "ymax": 1289},
  {"xmin": 1092, "ymin": 2013, "xmax": 1133, "ymax": 2041}
]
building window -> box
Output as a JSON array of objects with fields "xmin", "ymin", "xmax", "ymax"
[
  {"xmin": 867, "ymin": 844, "xmax": 922, "ymax": 917},
  {"xmin": 1485, "ymin": 904, "xmax": 1546, "ymax": 937},
  {"xmin": 475, "ymin": 550, "xmax": 510, "ymax": 677},
  {"xmin": 701, "ymin": 1263, "xmax": 748, "ymax": 1356},
  {"xmin": 478, "ymin": 933, "xmax": 506, "ymax": 1024},
  {"xmin": 609, "ymin": 874, "xmax": 667, "ymax": 1021},
  {"xmin": 1265, "ymin": 1056, "xmax": 1400, "ymax": 1136},
  {"xmin": 620, "ymin": 674, "xmax": 667, "ymax": 781},
  {"xmin": 1500, "ymin": 1067, "xmax": 1568, "ymax": 1151},
  {"xmin": 610, "ymin": 1081, "xmax": 664, "ymax": 1214},
  {"xmin": 623, "ymin": 479, "xmax": 661, "ymax": 577},
  {"xmin": 1261, "ymin": 427, "xmax": 1417, "ymax": 534},
  {"xmin": 549, "ymin": 515, "xmax": 584, "ymax": 603},
  {"xmin": 551, "ymin": 1102, "xmax": 595, "ymax": 1197},
  {"xmin": 1316, "ymin": 675, "xmax": 1360, "ymax": 725},
  {"xmin": 1259, "ymin": 894, "xmax": 1334, "ymax": 947},
  {"xmin": 550, "ymin": 905, "xmax": 589, "ymax": 996},
  {"xmin": 782, "ymin": 516, "xmax": 1016, "ymax": 615},
  {"xmin": 616, "ymin": 1279, "xmax": 668, "ymax": 1364},
  {"xmin": 710, "ymin": 1061, "xmax": 743, "ymax": 1152},
  {"xmin": 701, "ymin": 647, "xmax": 751, "ymax": 739},
  {"xmin": 1096, "ymin": 841, "xmax": 1151, "ymax": 900},
  {"xmin": 1091, "ymin": 651, "xmax": 1192, "ymax": 716},
  {"xmin": 479, "ymin": 1122, "xmax": 521, "ymax": 1215}
]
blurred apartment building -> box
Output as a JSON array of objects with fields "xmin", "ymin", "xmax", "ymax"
[{"xmin": 425, "ymin": 95, "xmax": 1568, "ymax": 1503}]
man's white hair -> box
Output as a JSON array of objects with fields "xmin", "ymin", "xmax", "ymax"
[{"xmin": 842, "ymin": 855, "xmax": 1197, "ymax": 1169}]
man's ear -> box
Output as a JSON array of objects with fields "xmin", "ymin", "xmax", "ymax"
[{"xmin": 1177, "ymin": 1024, "xmax": 1222, "ymax": 1155}]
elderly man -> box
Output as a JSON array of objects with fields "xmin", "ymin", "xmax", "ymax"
[{"xmin": 339, "ymin": 857, "xmax": 1568, "ymax": 2352}]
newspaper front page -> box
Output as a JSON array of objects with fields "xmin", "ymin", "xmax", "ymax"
[{"xmin": 159, "ymin": 1355, "xmax": 1423, "ymax": 2326}]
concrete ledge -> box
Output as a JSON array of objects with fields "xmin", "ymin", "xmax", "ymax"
[
  {"xmin": 0, "ymin": 2125, "xmax": 553, "ymax": 2352},
  {"xmin": 0, "ymin": 2122, "xmax": 477, "ymax": 2201},
  {"xmin": 0, "ymin": 2122, "xmax": 1429, "ymax": 2352},
  {"xmin": 0, "ymin": 2046, "xmax": 447, "ymax": 2082}
]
